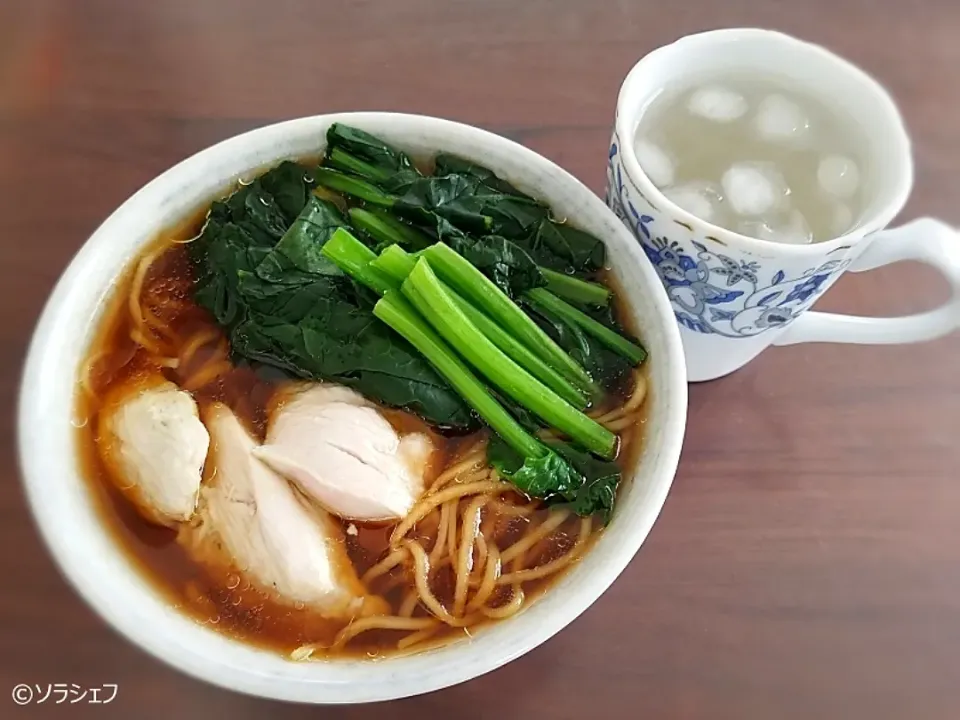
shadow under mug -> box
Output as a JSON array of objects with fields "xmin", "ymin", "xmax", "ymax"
[{"xmin": 606, "ymin": 28, "xmax": 960, "ymax": 382}]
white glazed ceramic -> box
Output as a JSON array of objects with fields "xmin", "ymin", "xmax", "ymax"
[
  {"xmin": 608, "ymin": 28, "xmax": 960, "ymax": 382},
  {"xmin": 17, "ymin": 113, "xmax": 687, "ymax": 704}
]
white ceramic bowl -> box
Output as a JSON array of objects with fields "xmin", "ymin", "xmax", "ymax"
[{"xmin": 18, "ymin": 113, "xmax": 687, "ymax": 704}]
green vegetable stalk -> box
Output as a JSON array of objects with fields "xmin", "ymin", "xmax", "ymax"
[
  {"xmin": 311, "ymin": 167, "xmax": 395, "ymax": 207},
  {"xmin": 321, "ymin": 229, "xmax": 396, "ymax": 295},
  {"xmin": 326, "ymin": 147, "xmax": 394, "ymax": 185},
  {"xmin": 541, "ymin": 268, "xmax": 611, "ymax": 307},
  {"xmin": 402, "ymin": 258, "xmax": 617, "ymax": 459},
  {"xmin": 348, "ymin": 207, "xmax": 432, "ymax": 250},
  {"xmin": 374, "ymin": 291, "xmax": 546, "ymax": 460},
  {"xmin": 372, "ymin": 245, "xmax": 588, "ymax": 409},
  {"xmin": 524, "ymin": 288, "xmax": 647, "ymax": 364},
  {"xmin": 420, "ymin": 242, "xmax": 598, "ymax": 397}
]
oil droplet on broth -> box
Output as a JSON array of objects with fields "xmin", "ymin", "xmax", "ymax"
[
  {"xmin": 294, "ymin": 601, "xmax": 305, "ymax": 611},
  {"xmin": 226, "ymin": 573, "xmax": 240, "ymax": 590}
]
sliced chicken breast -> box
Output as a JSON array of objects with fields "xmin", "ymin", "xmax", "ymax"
[
  {"xmin": 190, "ymin": 403, "xmax": 382, "ymax": 617},
  {"xmin": 96, "ymin": 376, "xmax": 209, "ymax": 527},
  {"xmin": 253, "ymin": 383, "xmax": 434, "ymax": 522}
]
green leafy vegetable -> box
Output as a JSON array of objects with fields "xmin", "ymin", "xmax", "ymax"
[
  {"xmin": 327, "ymin": 147, "xmax": 394, "ymax": 185},
  {"xmin": 324, "ymin": 123, "xmax": 421, "ymax": 191},
  {"xmin": 541, "ymin": 268, "xmax": 611, "ymax": 306},
  {"xmin": 433, "ymin": 153, "xmax": 528, "ymax": 197},
  {"xmin": 522, "ymin": 218, "xmax": 606, "ymax": 274},
  {"xmin": 525, "ymin": 288, "xmax": 647, "ymax": 364},
  {"xmin": 256, "ymin": 160, "xmax": 317, "ymax": 222},
  {"xmin": 254, "ymin": 195, "xmax": 346, "ymax": 284},
  {"xmin": 374, "ymin": 291, "xmax": 544, "ymax": 459},
  {"xmin": 401, "ymin": 257, "xmax": 616, "ymax": 458},
  {"xmin": 321, "ymin": 228, "xmax": 396, "ymax": 295},
  {"xmin": 524, "ymin": 295, "xmax": 634, "ymax": 395},
  {"xmin": 368, "ymin": 244, "xmax": 586, "ymax": 408},
  {"xmin": 545, "ymin": 438, "xmax": 621, "ymax": 523},
  {"xmin": 191, "ymin": 166, "xmax": 476, "ymax": 430},
  {"xmin": 310, "ymin": 167, "xmax": 395, "ymax": 207},
  {"xmin": 348, "ymin": 207, "xmax": 432, "ymax": 251},
  {"xmin": 322, "ymin": 127, "xmax": 607, "ymax": 277},
  {"xmin": 488, "ymin": 435, "xmax": 618, "ymax": 522},
  {"xmin": 420, "ymin": 242, "xmax": 596, "ymax": 397}
]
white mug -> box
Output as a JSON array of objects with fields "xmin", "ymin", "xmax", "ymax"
[{"xmin": 606, "ymin": 28, "xmax": 960, "ymax": 382}]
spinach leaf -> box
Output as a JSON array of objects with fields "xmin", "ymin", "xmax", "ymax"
[
  {"xmin": 523, "ymin": 219, "xmax": 606, "ymax": 274},
  {"xmin": 321, "ymin": 126, "xmax": 603, "ymax": 273},
  {"xmin": 254, "ymin": 196, "xmax": 346, "ymax": 284},
  {"xmin": 326, "ymin": 123, "xmax": 417, "ymax": 174},
  {"xmin": 257, "ymin": 160, "xmax": 317, "ymax": 222},
  {"xmin": 434, "ymin": 153, "xmax": 528, "ymax": 197},
  {"xmin": 394, "ymin": 174, "xmax": 493, "ymax": 235},
  {"xmin": 223, "ymin": 180, "xmax": 291, "ymax": 246},
  {"xmin": 488, "ymin": 434, "xmax": 619, "ymax": 521},
  {"xmin": 544, "ymin": 439, "xmax": 620, "ymax": 524},
  {"xmin": 459, "ymin": 234, "xmax": 546, "ymax": 299},
  {"xmin": 192, "ymin": 171, "xmax": 478, "ymax": 431},
  {"xmin": 396, "ymin": 174, "xmax": 549, "ymax": 241},
  {"xmin": 193, "ymin": 221, "xmax": 271, "ymax": 327}
]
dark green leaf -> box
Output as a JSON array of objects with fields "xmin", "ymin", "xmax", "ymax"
[
  {"xmin": 254, "ymin": 196, "xmax": 347, "ymax": 284},
  {"xmin": 458, "ymin": 234, "xmax": 546, "ymax": 299},
  {"xmin": 521, "ymin": 219, "xmax": 606, "ymax": 274},
  {"xmin": 257, "ymin": 160, "xmax": 317, "ymax": 222},
  {"xmin": 545, "ymin": 439, "xmax": 620, "ymax": 523},
  {"xmin": 394, "ymin": 174, "xmax": 493, "ymax": 235},
  {"xmin": 414, "ymin": 218, "xmax": 545, "ymax": 298},
  {"xmin": 434, "ymin": 153, "xmax": 529, "ymax": 197},
  {"xmin": 489, "ymin": 435, "xmax": 619, "ymax": 519},
  {"xmin": 488, "ymin": 437, "xmax": 581, "ymax": 501}
]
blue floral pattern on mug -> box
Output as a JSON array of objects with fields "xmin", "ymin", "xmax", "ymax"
[{"xmin": 606, "ymin": 135, "xmax": 851, "ymax": 337}]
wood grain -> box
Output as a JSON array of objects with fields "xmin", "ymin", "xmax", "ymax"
[{"xmin": 2, "ymin": 1, "xmax": 959, "ymax": 718}]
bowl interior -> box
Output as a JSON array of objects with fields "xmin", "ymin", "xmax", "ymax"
[{"xmin": 18, "ymin": 113, "xmax": 687, "ymax": 703}]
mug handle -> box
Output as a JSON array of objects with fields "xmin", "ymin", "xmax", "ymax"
[{"xmin": 774, "ymin": 217, "xmax": 960, "ymax": 346}]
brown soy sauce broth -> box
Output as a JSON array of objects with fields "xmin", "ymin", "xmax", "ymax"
[{"xmin": 74, "ymin": 161, "xmax": 650, "ymax": 659}]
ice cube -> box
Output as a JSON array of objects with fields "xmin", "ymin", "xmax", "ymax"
[
  {"xmin": 633, "ymin": 138, "xmax": 675, "ymax": 188},
  {"xmin": 721, "ymin": 162, "xmax": 787, "ymax": 217},
  {"xmin": 755, "ymin": 94, "xmax": 810, "ymax": 142},
  {"xmin": 662, "ymin": 182, "xmax": 721, "ymax": 222},
  {"xmin": 737, "ymin": 219, "xmax": 779, "ymax": 242},
  {"xmin": 817, "ymin": 155, "xmax": 860, "ymax": 199},
  {"xmin": 687, "ymin": 85, "xmax": 748, "ymax": 123},
  {"xmin": 740, "ymin": 210, "xmax": 812, "ymax": 245},
  {"xmin": 831, "ymin": 203, "xmax": 854, "ymax": 236},
  {"xmin": 779, "ymin": 209, "xmax": 814, "ymax": 245}
]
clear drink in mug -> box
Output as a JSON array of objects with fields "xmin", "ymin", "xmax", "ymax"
[
  {"xmin": 633, "ymin": 72, "xmax": 870, "ymax": 244},
  {"xmin": 609, "ymin": 29, "xmax": 960, "ymax": 382}
]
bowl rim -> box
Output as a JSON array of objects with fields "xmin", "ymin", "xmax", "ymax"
[{"xmin": 17, "ymin": 112, "xmax": 688, "ymax": 704}]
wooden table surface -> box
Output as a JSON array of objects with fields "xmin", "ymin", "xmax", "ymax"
[{"xmin": 3, "ymin": 1, "xmax": 959, "ymax": 718}]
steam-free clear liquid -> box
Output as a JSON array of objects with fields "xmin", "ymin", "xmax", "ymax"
[{"xmin": 634, "ymin": 74, "xmax": 870, "ymax": 244}]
